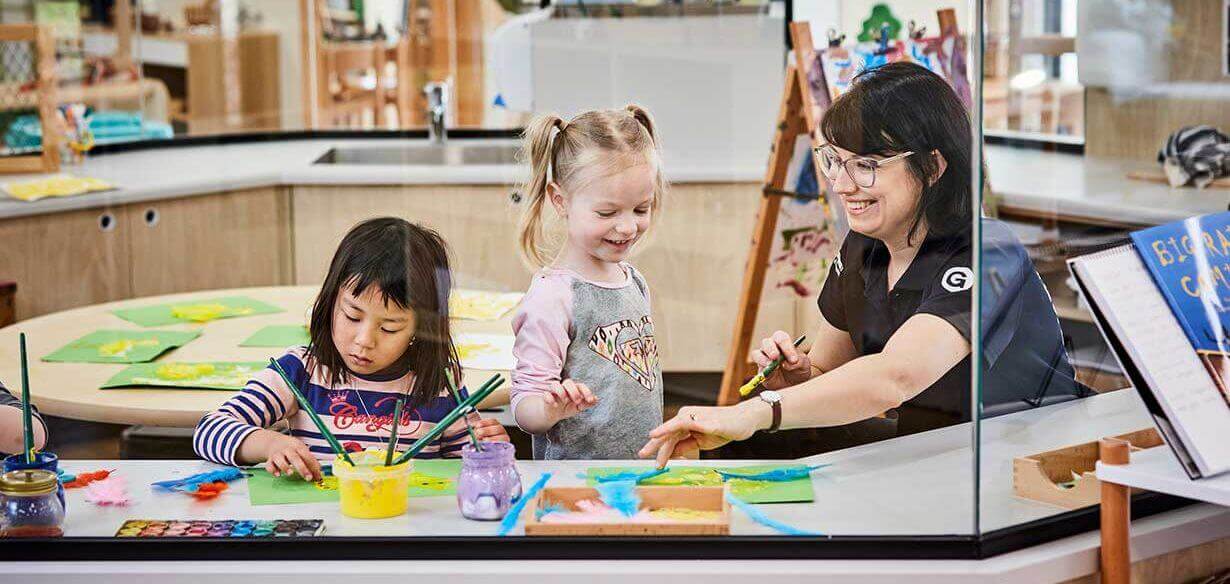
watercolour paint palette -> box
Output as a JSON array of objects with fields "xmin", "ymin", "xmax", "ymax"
[{"xmin": 114, "ymin": 519, "xmax": 325, "ymax": 538}]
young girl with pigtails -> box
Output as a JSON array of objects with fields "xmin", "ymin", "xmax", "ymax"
[{"xmin": 510, "ymin": 105, "xmax": 669, "ymax": 460}]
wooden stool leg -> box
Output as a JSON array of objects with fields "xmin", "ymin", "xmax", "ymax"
[{"xmin": 1100, "ymin": 438, "xmax": 1131, "ymax": 584}]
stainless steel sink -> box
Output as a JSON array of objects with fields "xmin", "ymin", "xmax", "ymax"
[{"xmin": 314, "ymin": 143, "xmax": 521, "ymax": 166}]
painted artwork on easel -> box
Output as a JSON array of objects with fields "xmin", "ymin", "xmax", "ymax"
[{"xmin": 763, "ymin": 136, "xmax": 841, "ymax": 299}]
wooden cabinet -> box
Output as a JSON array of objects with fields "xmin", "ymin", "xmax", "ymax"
[
  {"xmin": 2, "ymin": 188, "xmax": 292, "ymax": 321},
  {"xmin": 291, "ymin": 183, "xmax": 797, "ymax": 371},
  {"xmin": 128, "ymin": 187, "xmax": 294, "ymax": 297},
  {"xmin": 292, "ymin": 184, "xmax": 527, "ymax": 291},
  {"xmin": 0, "ymin": 206, "xmax": 131, "ymax": 321}
]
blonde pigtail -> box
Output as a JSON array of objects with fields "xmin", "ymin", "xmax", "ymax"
[{"xmin": 518, "ymin": 114, "xmax": 565, "ymax": 268}]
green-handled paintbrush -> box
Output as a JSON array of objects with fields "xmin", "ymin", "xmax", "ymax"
[
  {"xmin": 268, "ymin": 358, "xmax": 354, "ymax": 466},
  {"xmin": 391, "ymin": 375, "xmax": 502, "ymax": 465},
  {"xmin": 739, "ymin": 335, "xmax": 807, "ymax": 396},
  {"xmin": 384, "ymin": 395, "xmax": 405, "ymax": 466},
  {"xmin": 445, "ymin": 373, "xmax": 483, "ymax": 452},
  {"xmin": 19, "ymin": 333, "xmax": 33, "ymax": 463}
]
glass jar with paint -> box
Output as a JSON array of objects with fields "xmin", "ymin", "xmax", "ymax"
[
  {"xmin": 0, "ymin": 469, "xmax": 65, "ymax": 538},
  {"xmin": 457, "ymin": 442, "xmax": 521, "ymax": 521},
  {"xmin": 332, "ymin": 449, "xmax": 413, "ymax": 519}
]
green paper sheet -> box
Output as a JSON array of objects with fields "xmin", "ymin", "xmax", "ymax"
[
  {"xmin": 100, "ymin": 361, "xmax": 266, "ymax": 391},
  {"xmin": 112, "ymin": 296, "xmax": 283, "ymax": 327},
  {"xmin": 240, "ymin": 325, "xmax": 310, "ymax": 348},
  {"xmin": 246, "ymin": 459, "xmax": 463, "ymax": 506},
  {"xmin": 42, "ymin": 329, "xmax": 201, "ymax": 363},
  {"xmin": 586, "ymin": 465, "xmax": 816, "ymax": 504}
]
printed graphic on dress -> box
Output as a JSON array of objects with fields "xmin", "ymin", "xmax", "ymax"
[{"xmin": 588, "ymin": 315, "xmax": 660, "ymax": 390}]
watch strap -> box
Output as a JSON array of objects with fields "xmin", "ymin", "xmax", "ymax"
[{"xmin": 767, "ymin": 397, "xmax": 782, "ymax": 433}]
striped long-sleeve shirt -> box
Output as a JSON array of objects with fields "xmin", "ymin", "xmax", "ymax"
[{"xmin": 193, "ymin": 347, "xmax": 473, "ymax": 465}]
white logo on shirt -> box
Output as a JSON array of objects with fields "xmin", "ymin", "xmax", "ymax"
[
  {"xmin": 941, "ymin": 267, "xmax": 974, "ymax": 292},
  {"xmin": 832, "ymin": 253, "xmax": 844, "ymax": 276}
]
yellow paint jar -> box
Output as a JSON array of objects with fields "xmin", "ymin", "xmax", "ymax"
[{"xmin": 332, "ymin": 450, "xmax": 412, "ymax": 519}]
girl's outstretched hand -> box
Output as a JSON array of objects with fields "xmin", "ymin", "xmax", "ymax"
[
  {"xmin": 473, "ymin": 417, "xmax": 511, "ymax": 442},
  {"xmin": 542, "ymin": 379, "xmax": 597, "ymax": 420}
]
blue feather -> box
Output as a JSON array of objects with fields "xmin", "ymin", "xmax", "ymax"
[
  {"xmin": 592, "ymin": 468, "xmax": 669, "ymax": 484},
  {"xmin": 498, "ymin": 473, "xmax": 551, "ymax": 536},
  {"xmin": 596, "ymin": 480, "xmax": 640, "ymax": 517},
  {"xmin": 153, "ymin": 468, "xmax": 248, "ymax": 492},
  {"xmin": 726, "ymin": 493, "xmax": 824, "ymax": 536},
  {"xmin": 714, "ymin": 464, "xmax": 830, "ymax": 482}
]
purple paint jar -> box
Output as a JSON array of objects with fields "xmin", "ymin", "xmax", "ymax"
[{"xmin": 456, "ymin": 442, "xmax": 521, "ymax": 521}]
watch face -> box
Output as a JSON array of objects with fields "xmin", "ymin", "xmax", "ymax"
[{"xmin": 760, "ymin": 390, "xmax": 782, "ymax": 404}]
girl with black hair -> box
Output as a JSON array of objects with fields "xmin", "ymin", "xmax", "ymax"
[
  {"xmin": 193, "ymin": 218, "xmax": 509, "ymax": 481},
  {"xmin": 641, "ymin": 62, "xmax": 1081, "ymax": 465}
]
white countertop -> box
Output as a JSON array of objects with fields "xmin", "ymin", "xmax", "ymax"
[
  {"xmin": 984, "ymin": 145, "xmax": 1229, "ymax": 225},
  {"xmin": 5, "ymin": 139, "xmax": 1221, "ymax": 229},
  {"xmin": 0, "ymin": 138, "xmax": 764, "ymax": 220}
]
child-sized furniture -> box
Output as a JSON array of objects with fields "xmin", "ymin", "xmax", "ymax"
[{"xmin": 0, "ymin": 24, "xmax": 60, "ymax": 174}]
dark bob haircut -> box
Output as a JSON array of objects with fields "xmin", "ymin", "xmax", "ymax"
[
  {"xmin": 307, "ymin": 217, "xmax": 459, "ymax": 410},
  {"xmin": 820, "ymin": 61, "xmax": 974, "ymax": 244}
]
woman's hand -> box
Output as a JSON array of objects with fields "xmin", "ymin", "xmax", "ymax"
[
  {"xmin": 638, "ymin": 402, "xmax": 770, "ymax": 468},
  {"xmin": 753, "ymin": 330, "xmax": 813, "ymax": 389},
  {"xmin": 472, "ymin": 417, "xmax": 511, "ymax": 442},
  {"xmin": 261, "ymin": 431, "xmax": 323, "ymax": 481}
]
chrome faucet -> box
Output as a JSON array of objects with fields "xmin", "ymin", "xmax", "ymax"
[{"xmin": 425, "ymin": 81, "xmax": 450, "ymax": 144}]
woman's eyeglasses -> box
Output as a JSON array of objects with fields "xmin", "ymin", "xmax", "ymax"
[{"xmin": 812, "ymin": 144, "xmax": 914, "ymax": 188}]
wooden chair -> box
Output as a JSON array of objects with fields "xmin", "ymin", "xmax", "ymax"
[
  {"xmin": 0, "ymin": 282, "xmax": 14, "ymax": 328},
  {"xmin": 0, "ymin": 24, "xmax": 59, "ymax": 174}
]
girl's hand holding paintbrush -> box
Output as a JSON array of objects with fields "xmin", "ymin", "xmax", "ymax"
[
  {"xmin": 470, "ymin": 417, "xmax": 511, "ymax": 442},
  {"xmin": 751, "ymin": 331, "xmax": 814, "ymax": 390}
]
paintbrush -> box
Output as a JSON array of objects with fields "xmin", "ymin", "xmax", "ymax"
[
  {"xmin": 19, "ymin": 333, "xmax": 33, "ymax": 463},
  {"xmin": 391, "ymin": 375, "xmax": 502, "ymax": 465},
  {"xmin": 444, "ymin": 372, "xmax": 483, "ymax": 452},
  {"xmin": 739, "ymin": 335, "xmax": 807, "ymax": 396},
  {"xmin": 384, "ymin": 395, "xmax": 405, "ymax": 466},
  {"xmin": 267, "ymin": 358, "xmax": 354, "ymax": 466}
]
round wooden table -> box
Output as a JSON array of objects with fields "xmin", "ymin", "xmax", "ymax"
[{"xmin": 0, "ymin": 286, "xmax": 514, "ymax": 427}]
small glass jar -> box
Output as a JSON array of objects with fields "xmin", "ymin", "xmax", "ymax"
[
  {"xmin": 0, "ymin": 469, "xmax": 65, "ymax": 538},
  {"xmin": 456, "ymin": 442, "xmax": 521, "ymax": 521},
  {"xmin": 4, "ymin": 451, "xmax": 64, "ymax": 508}
]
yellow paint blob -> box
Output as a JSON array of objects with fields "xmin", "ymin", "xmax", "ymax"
[
  {"xmin": 647, "ymin": 508, "xmax": 723, "ymax": 521},
  {"xmin": 98, "ymin": 338, "xmax": 158, "ymax": 358},
  {"xmin": 155, "ymin": 362, "xmax": 217, "ymax": 380}
]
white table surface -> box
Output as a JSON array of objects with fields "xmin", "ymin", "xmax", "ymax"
[
  {"xmin": 43, "ymin": 389, "xmax": 1154, "ymax": 538},
  {"xmin": 1097, "ymin": 446, "xmax": 1230, "ymax": 507}
]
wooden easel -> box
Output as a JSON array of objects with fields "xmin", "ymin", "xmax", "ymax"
[{"xmin": 716, "ymin": 22, "xmax": 829, "ymax": 406}]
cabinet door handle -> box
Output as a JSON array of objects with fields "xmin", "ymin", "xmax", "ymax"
[
  {"xmin": 143, "ymin": 208, "xmax": 159, "ymax": 227},
  {"xmin": 509, "ymin": 191, "xmax": 522, "ymax": 204},
  {"xmin": 98, "ymin": 212, "xmax": 116, "ymax": 232}
]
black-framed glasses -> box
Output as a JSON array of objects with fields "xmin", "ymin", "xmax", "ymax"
[{"xmin": 812, "ymin": 144, "xmax": 914, "ymax": 188}]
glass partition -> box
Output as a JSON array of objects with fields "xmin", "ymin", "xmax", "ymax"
[
  {"xmin": 977, "ymin": 0, "xmax": 1223, "ymax": 538},
  {"xmin": 0, "ymin": 0, "xmax": 1041, "ymax": 561}
]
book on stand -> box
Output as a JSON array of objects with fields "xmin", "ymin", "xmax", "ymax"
[{"xmin": 1069, "ymin": 212, "xmax": 1230, "ymax": 479}]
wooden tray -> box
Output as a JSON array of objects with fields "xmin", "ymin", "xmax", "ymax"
[
  {"xmin": 1013, "ymin": 428, "xmax": 1163, "ymax": 509},
  {"xmin": 523, "ymin": 486, "xmax": 730, "ymax": 536}
]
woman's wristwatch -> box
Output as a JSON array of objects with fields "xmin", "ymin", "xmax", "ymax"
[{"xmin": 758, "ymin": 390, "xmax": 783, "ymax": 433}]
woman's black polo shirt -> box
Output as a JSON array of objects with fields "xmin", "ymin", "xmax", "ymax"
[{"xmin": 817, "ymin": 219, "xmax": 1082, "ymax": 437}]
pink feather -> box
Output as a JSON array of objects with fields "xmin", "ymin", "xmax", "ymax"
[{"xmin": 83, "ymin": 476, "xmax": 131, "ymax": 506}]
